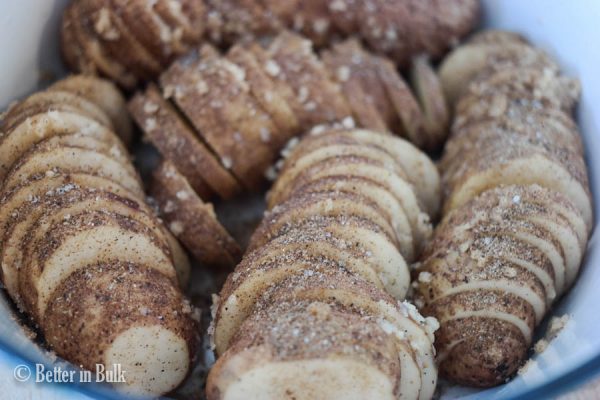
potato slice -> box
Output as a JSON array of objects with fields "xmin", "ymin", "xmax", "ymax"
[
  {"xmin": 266, "ymin": 32, "xmax": 351, "ymax": 131},
  {"xmin": 248, "ymin": 194, "xmax": 409, "ymax": 299},
  {"xmin": 245, "ymin": 267, "xmax": 438, "ymax": 400},
  {"xmin": 1, "ymin": 90, "xmax": 112, "ymax": 133},
  {"xmin": 128, "ymin": 84, "xmax": 242, "ymax": 199},
  {"xmin": 227, "ymin": 44, "xmax": 299, "ymax": 142},
  {"xmin": 457, "ymin": 67, "xmax": 580, "ymax": 116},
  {"xmin": 150, "ymin": 160, "xmax": 241, "ymax": 268},
  {"xmin": 416, "ymin": 250, "xmax": 542, "ymax": 387},
  {"xmin": 208, "ymin": 301, "xmax": 401, "ymax": 400},
  {"xmin": 416, "ymin": 185, "xmax": 589, "ymax": 386},
  {"xmin": 44, "ymin": 261, "xmax": 196, "ymax": 398},
  {"xmin": 2, "ymin": 186, "xmax": 187, "ymax": 311},
  {"xmin": 441, "ymin": 117, "xmax": 584, "ymax": 171},
  {"xmin": 65, "ymin": 0, "xmax": 142, "ymax": 88},
  {"xmin": 110, "ymin": 0, "xmax": 185, "ymax": 65},
  {"xmin": 0, "ymin": 173, "xmax": 140, "ymax": 303},
  {"xmin": 152, "ymin": 0, "xmax": 206, "ymax": 46},
  {"xmin": 273, "ymin": 128, "xmax": 440, "ymax": 217},
  {"xmin": 214, "ymin": 233, "xmax": 389, "ymax": 355},
  {"xmin": 321, "ymin": 45, "xmax": 388, "ymax": 133},
  {"xmin": 434, "ymin": 185, "xmax": 585, "ymax": 294},
  {"xmin": 245, "ymin": 42, "xmax": 303, "ymax": 125},
  {"xmin": 439, "ymin": 41, "xmax": 560, "ymax": 105},
  {"xmin": 261, "ymin": 190, "xmax": 397, "ymax": 247},
  {"xmin": 2, "ymin": 143, "xmax": 143, "ymax": 198},
  {"xmin": 79, "ymin": 0, "xmax": 163, "ymax": 83},
  {"xmin": 49, "ymin": 75, "xmax": 133, "ymax": 145},
  {"xmin": 323, "ymin": 40, "xmax": 395, "ymax": 130},
  {"xmin": 35, "ymin": 133, "xmax": 130, "ymax": 167},
  {"xmin": 269, "ymin": 153, "xmax": 432, "ymax": 252},
  {"xmin": 0, "ymin": 110, "xmax": 124, "ymax": 182},
  {"xmin": 270, "ymin": 142, "xmax": 411, "ymax": 206},
  {"xmin": 442, "ymin": 139, "xmax": 592, "ymax": 230},
  {"xmin": 20, "ymin": 210, "xmax": 177, "ymax": 319},
  {"xmin": 205, "ymin": 0, "xmax": 279, "ymax": 44},
  {"xmin": 160, "ymin": 46, "xmax": 278, "ymax": 189},
  {"xmin": 288, "ymin": 176, "xmax": 415, "ymax": 261},
  {"xmin": 410, "ymin": 55, "xmax": 450, "ymax": 150}
]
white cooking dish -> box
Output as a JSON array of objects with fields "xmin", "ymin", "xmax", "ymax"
[{"xmin": 0, "ymin": 0, "xmax": 599, "ymax": 398}]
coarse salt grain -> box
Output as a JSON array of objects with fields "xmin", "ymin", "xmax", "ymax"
[
  {"xmin": 175, "ymin": 190, "xmax": 189, "ymax": 200},
  {"xmin": 169, "ymin": 221, "xmax": 184, "ymax": 235},
  {"xmin": 337, "ymin": 66, "xmax": 351, "ymax": 81},
  {"xmin": 418, "ymin": 271, "xmax": 432, "ymax": 283},
  {"xmin": 144, "ymin": 102, "xmax": 159, "ymax": 114},
  {"xmin": 265, "ymin": 60, "xmax": 281, "ymax": 77}
]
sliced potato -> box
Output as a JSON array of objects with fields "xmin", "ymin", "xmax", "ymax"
[
  {"xmin": 243, "ymin": 267, "xmax": 438, "ymax": 400},
  {"xmin": 410, "ymin": 55, "xmax": 450, "ymax": 150},
  {"xmin": 20, "ymin": 210, "xmax": 177, "ymax": 318},
  {"xmin": 49, "ymin": 75, "xmax": 133, "ymax": 144},
  {"xmin": 2, "ymin": 143, "xmax": 143, "ymax": 197},
  {"xmin": 457, "ymin": 67, "xmax": 580, "ymax": 116},
  {"xmin": 78, "ymin": 0, "xmax": 162, "ymax": 83},
  {"xmin": 160, "ymin": 46, "xmax": 278, "ymax": 190},
  {"xmin": 270, "ymin": 154, "xmax": 432, "ymax": 252},
  {"xmin": 439, "ymin": 41, "xmax": 559, "ymax": 105},
  {"xmin": 248, "ymin": 197, "xmax": 409, "ymax": 299},
  {"xmin": 214, "ymin": 235, "xmax": 388, "ymax": 355},
  {"xmin": 273, "ymin": 128, "xmax": 441, "ymax": 218},
  {"xmin": 1, "ymin": 90, "xmax": 112, "ymax": 133},
  {"xmin": 0, "ymin": 110, "xmax": 125, "ymax": 182},
  {"xmin": 288, "ymin": 175, "xmax": 415, "ymax": 261},
  {"xmin": 2, "ymin": 186, "xmax": 187, "ymax": 308},
  {"xmin": 44, "ymin": 261, "xmax": 196, "ymax": 398},
  {"xmin": 321, "ymin": 41, "xmax": 389, "ymax": 133},
  {"xmin": 152, "ymin": 0, "xmax": 206, "ymax": 46},
  {"xmin": 209, "ymin": 301, "xmax": 402, "ymax": 400},
  {"xmin": 0, "ymin": 173, "xmax": 141, "ymax": 303},
  {"xmin": 150, "ymin": 160, "xmax": 241, "ymax": 268},
  {"xmin": 266, "ymin": 32, "xmax": 351, "ymax": 131},
  {"xmin": 442, "ymin": 140, "xmax": 592, "ymax": 230},
  {"xmin": 63, "ymin": 0, "xmax": 139, "ymax": 88},
  {"xmin": 227, "ymin": 44, "xmax": 299, "ymax": 141},
  {"xmin": 128, "ymin": 84, "xmax": 242, "ymax": 199}
]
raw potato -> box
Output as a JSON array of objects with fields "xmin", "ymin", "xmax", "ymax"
[
  {"xmin": 265, "ymin": 32, "xmax": 352, "ymax": 132},
  {"xmin": 127, "ymin": 32, "xmax": 450, "ymax": 220},
  {"xmin": 438, "ymin": 33, "xmax": 560, "ymax": 106},
  {"xmin": 44, "ymin": 261, "xmax": 197, "ymax": 397},
  {"xmin": 61, "ymin": 0, "xmax": 479, "ymax": 88},
  {"xmin": 128, "ymin": 83, "xmax": 242, "ymax": 200},
  {"xmin": 49, "ymin": 74, "xmax": 134, "ymax": 144},
  {"xmin": 160, "ymin": 45, "xmax": 279, "ymax": 190},
  {"xmin": 2, "ymin": 140, "xmax": 142, "ymax": 196},
  {"xmin": 416, "ymin": 30, "xmax": 591, "ymax": 388},
  {"xmin": 150, "ymin": 160, "xmax": 242, "ymax": 268},
  {"xmin": 209, "ymin": 127, "xmax": 440, "ymax": 399},
  {"xmin": 415, "ymin": 185, "xmax": 588, "ymax": 386},
  {"xmin": 0, "ymin": 75, "xmax": 196, "ymax": 397},
  {"xmin": 209, "ymin": 301, "xmax": 404, "ymax": 400}
]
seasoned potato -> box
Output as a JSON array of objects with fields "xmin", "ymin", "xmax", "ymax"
[{"xmin": 0, "ymin": 76, "xmax": 196, "ymax": 396}]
